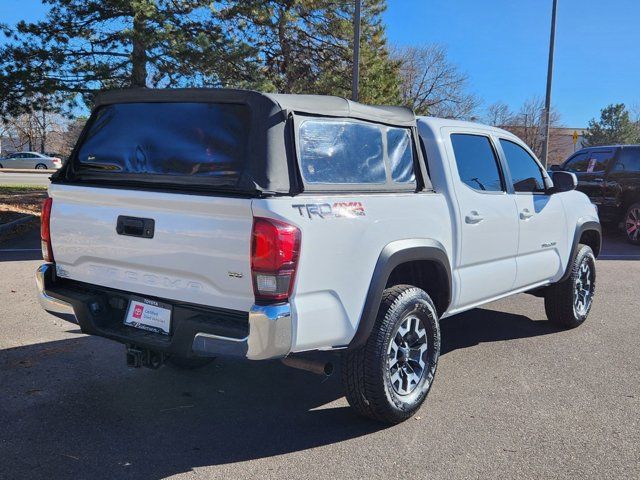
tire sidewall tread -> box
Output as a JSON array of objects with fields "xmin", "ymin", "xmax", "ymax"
[{"xmin": 342, "ymin": 284, "xmax": 441, "ymax": 424}]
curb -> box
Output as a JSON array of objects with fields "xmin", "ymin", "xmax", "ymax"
[
  {"xmin": 0, "ymin": 214, "xmax": 37, "ymax": 235},
  {"xmin": 0, "ymin": 169, "xmax": 52, "ymax": 174}
]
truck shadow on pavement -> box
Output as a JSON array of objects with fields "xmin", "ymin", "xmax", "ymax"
[{"xmin": 0, "ymin": 307, "xmax": 561, "ymax": 480}]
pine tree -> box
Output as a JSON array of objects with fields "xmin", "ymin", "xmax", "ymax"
[
  {"xmin": 583, "ymin": 104, "xmax": 640, "ymax": 146},
  {"xmin": 220, "ymin": 0, "xmax": 401, "ymax": 104},
  {"xmin": 0, "ymin": 0, "xmax": 263, "ymax": 116}
]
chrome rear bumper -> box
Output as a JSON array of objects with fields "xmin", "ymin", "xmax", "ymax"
[
  {"xmin": 192, "ymin": 303, "xmax": 292, "ymax": 360},
  {"xmin": 35, "ymin": 264, "xmax": 73, "ymax": 315},
  {"xmin": 36, "ymin": 263, "xmax": 292, "ymax": 360}
]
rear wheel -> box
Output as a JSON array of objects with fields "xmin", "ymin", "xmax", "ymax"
[
  {"xmin": 544, "ymin": 244, "xmax": 596, "ymax": 328},
  {"xmin": 624, "ymin": 202, "xmax": 640, "ymax": 245},
  {"xmin": 342, "ymin": 285, "xmax": 440, "ymax": 424},
  {"xmin": 35, "ymin": 163, "xmax": 47, "ymax": 170},
  {"xmin": 167, "ymin": 355, "xmax": 215, "ymax": 370},
  {"xmin": 0, "ymin": 163, "xmax": 3, "ymax": 168}
]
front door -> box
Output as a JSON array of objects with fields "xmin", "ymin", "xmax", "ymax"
[
  {"xmin": 498, "ymin": 138, "xmax": 568, "ymax": 288},
  {"xmin": 445, "ymin": 131, "xmax": 519, "ymax": 308}
]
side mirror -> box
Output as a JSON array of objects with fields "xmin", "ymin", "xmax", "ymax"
[
  {"xmin": 548, "ymin": 164, "xmax": 561, "ymax": 172},
  {"xmin": 550, "ymin": 171, "xmax": 577, "ymax": 193}
]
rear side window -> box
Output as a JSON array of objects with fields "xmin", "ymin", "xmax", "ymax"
[
  {"xmin": 614, "ymin": 147, "xmax": 640, "ymax": 172},
  {"xmin": 450, "ymin": 134, "xmax": 504, "ymax": 192},
  {"xmin": 297, "ymin": 119, "xmax": 416, "ymax": 186},
  {"xmin": 75, "ymin": 102, "xmax": 251, "ymax": 182},
  {"xmin": 500, "ymin": 139, "xmax": 546, "ymax": 193}
]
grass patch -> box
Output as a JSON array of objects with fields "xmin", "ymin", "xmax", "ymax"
[{"xmin": 0, "ymin": 185, "xmax": 48, "ymax": 194}]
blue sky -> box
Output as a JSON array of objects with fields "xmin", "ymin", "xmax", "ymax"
[
  {"xmin": 384, "ymin": 0, "xmax": 640, "ymax": 126},
  {"xmin": 1, "ymin": 0, "xmax": 638, "ymax": 126}
]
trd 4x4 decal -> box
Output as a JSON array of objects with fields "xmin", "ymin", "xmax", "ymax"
[{"xmin": 292, "ymin": 202, "xmax": 366, "ymax": 219}]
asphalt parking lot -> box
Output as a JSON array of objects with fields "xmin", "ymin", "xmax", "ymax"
[{"xmin": 0, "ymin": 229, "xmax": 638, "ymax": 480}]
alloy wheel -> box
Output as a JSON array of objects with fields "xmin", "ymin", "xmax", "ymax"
[
  {"xmin": 574, "ymin": 258, "xmax": 594, "ymax": 317},
  {"xmin": 387, "ymin": 314, "xmax": 428, "ymax": 396},
  {"xmin": 625, "ymin": 207, "xmax": 640, "ymax": 242}
]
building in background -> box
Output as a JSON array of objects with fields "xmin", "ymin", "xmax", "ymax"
[
  {"xmin": 500, "ymin": 125, "xmax": 585, "ymax": 165},
  {"xmin": 551, "ymin": 127, "xmax": 586, "ymax": 163}
]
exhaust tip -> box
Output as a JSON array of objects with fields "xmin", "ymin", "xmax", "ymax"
[{"xmin": 282, "ymin": 357, "xmax": 334, "ymax": 377}]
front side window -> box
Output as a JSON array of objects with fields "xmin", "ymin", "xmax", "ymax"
[
  {"xmin": 587, "ymin": 150, "xmax": 614, "ymax": 173},
  {"xmin": 614, "ymin": 147, "xmax": 640, "ymax": 172},
  {"xmin": 563, "ymin": 152, "xmax": 591, "ymax": 172},
  {"xmin": 450, "ymin": 134, "xmax": 504, "ymax": 192},
  {"xmin": 500, "ymin": 139, "xmax": 546, "ymax": 193}
]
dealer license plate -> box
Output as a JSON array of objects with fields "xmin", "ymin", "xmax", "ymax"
[{"xmin": 124, "ymin": 296, "xmax": 172, "ymax": 335}]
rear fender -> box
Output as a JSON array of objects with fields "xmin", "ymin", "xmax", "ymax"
[{"xmin": 348, "ymin": 239, "xmax": 451, "ymax": 349}]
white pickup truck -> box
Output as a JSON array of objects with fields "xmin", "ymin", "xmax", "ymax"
[{"xmin": 36, "ymin": 89, "xmax": 601, "ymax": 424}]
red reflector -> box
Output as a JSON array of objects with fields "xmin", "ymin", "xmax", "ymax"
[
  {"xmin": 41, "ymin": 198, "xmax": 54, "ymax": 262},
  {"xmin": 251, "ymin": 217, "xmax": 301, "ymax": 301}
]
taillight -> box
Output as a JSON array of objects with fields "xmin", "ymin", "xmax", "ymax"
[
  {"xmin": 41, "ymin": 198, "xmax": 54, "ymax": 262},
  {"xmin": 52, "ymin": 158, "xmax": 61, "ymax": 164},
  {"xmin": 251, "ymin": 217, "xmax": 301, "ymax": 302}
]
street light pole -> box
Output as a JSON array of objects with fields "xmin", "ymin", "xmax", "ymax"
[
  {"xmin": 541, "ymin": 0, "xmax": 558, "ymax": 168},
  {"xmin": 352, "ymin": 0, "xmax": 361, "ymax": 102}
]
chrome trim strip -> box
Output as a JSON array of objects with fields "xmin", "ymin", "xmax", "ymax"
[{"xmin": 193, "ymin": 332, "xmax": 248, "ymax": 343}]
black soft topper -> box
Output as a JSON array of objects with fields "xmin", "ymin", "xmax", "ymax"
[{"xmin": 59, "ymin": 88, "xmax": 419, "ymax": 194}]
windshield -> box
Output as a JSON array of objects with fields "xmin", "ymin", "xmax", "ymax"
[{"xmin": 74, "ymin": 102, "xmax": 251, "ymax": 187}]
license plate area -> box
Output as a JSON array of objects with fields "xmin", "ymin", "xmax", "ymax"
[{"xmin": 124, "ymin": 296, "xmax": 172, "ymax": 335}]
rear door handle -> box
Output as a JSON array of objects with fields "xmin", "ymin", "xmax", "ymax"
[
  {"xmin": 465, "ymin": 211, "xmax": 484, "ymax": 224},
  {"xmin": 520, "ymin": 209, "xmax": 534, "ymax": 220}
]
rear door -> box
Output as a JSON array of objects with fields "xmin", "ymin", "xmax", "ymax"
[
  {"xmin": 498, "ymin": 138, "xmax": 568, "ymax": 287},
  {"xmin": 22, "ymin": 153, "xmax": 38, "ymax": 168},
  {"xmin": 604, "ymin": 147, "xmax": 640, "ymax": 214},
  {"xmin": 444, "ymin": 130, "xmax": 518, "ymax": 307}
]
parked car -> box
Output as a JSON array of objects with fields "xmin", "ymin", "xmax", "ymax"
[
  {"xmin": 36, "ymin": 89, "xmax": 601, "ymax": 424},
  {"xmin": 0, "ymin": 151, "xmax": 63, "ymax": 169},
  {"xmin": 552, "ymin": 145, "xmax": 640, "ymax": 244}
]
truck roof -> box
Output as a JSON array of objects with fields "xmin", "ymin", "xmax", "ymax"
[
  {"xmin": 94, "ymin": 88, "xmax": 417, "ymax": 127},
  {"xmin": 417, "ymin": 116, "xmax": 517, "ymax": 138}
]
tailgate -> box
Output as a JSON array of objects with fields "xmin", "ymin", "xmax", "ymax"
[{"xmin": 49, "ymin": 184, "xmax": 254, "ymax": 312}]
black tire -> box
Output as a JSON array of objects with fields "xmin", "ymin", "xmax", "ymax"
[
  {"xmin": 0, "ymin": 163, "xmax": 3, "ymax": 169},
  {"xmin": 342, "ymin": 285, "xmax": 440, "ymax": 424},
  {"xmin": 167, "ymin": 355, "xmax": 215, "ymax": 370},
  {"xmin": 623, "ymin": 202, "xmax": 640, "ymax": 245},
  {"xmin": 35, "ymin": 163, "xmax": 47, "ymax": 170},
  {"xmin": 544, "ymin": 244, "xmax": 596, "ymax": 328}
]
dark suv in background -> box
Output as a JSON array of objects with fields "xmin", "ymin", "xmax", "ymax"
[{"xmin": 553, "ymin": 145, "xmax": 640, "ymax": 244}]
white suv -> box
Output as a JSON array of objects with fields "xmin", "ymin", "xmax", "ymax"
[{"xmin": 36, "ymin": 89, "xmax": 601, "ymax": 424}]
